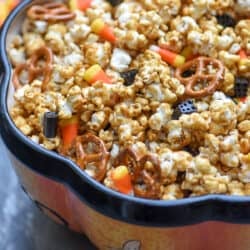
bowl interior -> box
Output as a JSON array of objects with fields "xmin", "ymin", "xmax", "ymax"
[
  {"xmin": 6, "ymin": 0, "xmax": 67, "ymax": 112},
  {"xmin": 3, "ymin": 0, "xmax": 250, "ymax": 227}
]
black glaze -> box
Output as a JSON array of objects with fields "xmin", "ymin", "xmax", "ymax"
[
  {"xmin": 178, "ymin": 99, "xmax": 197, "ymax": 114},
  {"xmin": 216, "ymin": 14, "xmax": 236, "ymax": 28},
  {"xmin": 43, "ymin": 112, "xmax": 58, "ymax": 138},
  {"xmin": 120, "ymin": 69, "xmax": 138, "ymax": 86},
  {"xmin": 234, "ymin": 77, "xmax": 249, "ymax": 98},
  {"xmin": 172, "ymin": 100, "xmax": 196, "ymax": 120},
  {"xmin": 106, "ymin": 0, "xmax": 123, "ymax": 7},
  {"xmin": 2, "ymin": 0, "xmax": 250, "ymax": 228}
]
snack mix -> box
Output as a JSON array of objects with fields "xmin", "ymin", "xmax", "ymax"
[{"xmin": 9, "ymin": 0, "xmax": 250, "ymax": 200}]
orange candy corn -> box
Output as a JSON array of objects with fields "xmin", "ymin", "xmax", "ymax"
[
  {"xmin": 69, "ymin": 0, "xmax": 92, "ymax": 11},
  {"xmin": 150, "ymin": 45, "xmax": 185, "ymax": 67},
  {"xmin": 84, "ymin": 64, "xmax": 112, "ymax": 84},
  {"xmin": 238, "ymin": 49, "xmax": 249, "ymax": 70},
  {"xmin": 91, "ymin": 18, "xmax": 116, "ymax": 43},
  {"xmin": 59, "ymin": 116, "xmax": 78, "ymax": 151},
  {"xmin": 238, "ymin": 49, "xmax": 248, "ymax": 59},
  {"xmin": 111, "ymin": 166, "xmax": 133, "ymax": 195}
]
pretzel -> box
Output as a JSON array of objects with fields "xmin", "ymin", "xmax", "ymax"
[
  {"xmin": 115, "ymin": 148, "xmax": 139, "ymax": 180},
  {"xmin": 175, "ymin": 57, "xmax": 225, "ymax": 98},
  {"xmin": 133, "ymin": 154, "xmax": 162, "ymax": 199},
  {"xmin": 27, "ymin": 2, "xmax": 76, "ymax": 22},
  {"xmin": 115, "ymin": 148, "xmax": 162, "ymax": 198},
  {"xmin": 13, "ymin": 46, "xmax": 53, "ymax": 91},
  {"xmin": 75, "ymin": 133, "xmax": 109, "ymax": 181}
]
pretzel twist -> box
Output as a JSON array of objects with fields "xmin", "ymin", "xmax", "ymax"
[
  {"xmin": 13, "ymin": 46, "xmax": 53, "ymax": 91},
  {"xmin": 27, "ymin": 3, "xmax": 76, "ymax": 22},
  {"xmin": 75, "ymin": 133, "xmax": 109, "ymax": 182},
  {"xmin": 134, "ymin": 154, "xmax": 161, "ymax": 199},
  {"xmin": 116, "ymin": 148, "xmax": 162, "ymax": 199},
  {"xmin": 115, "ymin": 148, "xmax": 139, "ymax": 181},
  {"xmin": 175, "ymin": 57, "xmax": 225, "ymax": 98}
]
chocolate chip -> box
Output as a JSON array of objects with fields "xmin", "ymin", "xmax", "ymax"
[
  {"xmin": 234, "ymin": 77, "xmax": 249, "ymax": 98},
  {"xmin": 43, "ymin": 112, "xmax": 58, "ymax": 138},
  {"xmin": 120, "ymin": 69, "xmax": 138, "ymax": 86},
  {"xmin": 216, "ymin": 14, "xmax": 236, "ymax": 28}
]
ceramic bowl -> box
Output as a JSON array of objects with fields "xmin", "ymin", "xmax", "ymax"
[{"xmin": 1, "ymin": 1, "xmax": 250, "ymax": 249}]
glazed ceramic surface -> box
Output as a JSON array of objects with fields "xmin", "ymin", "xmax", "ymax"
[{"xmin": 1, "ymin": 1, "xmax": 250, "ymax": 249}]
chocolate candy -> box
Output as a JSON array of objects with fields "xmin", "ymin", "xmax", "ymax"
[
  {"xmin": 120, "ymin": 69, "xmax": 138, "ymax": 86},
  {"xmin": 43, "ymin": 112, "xmax": 58, "ymax": 138},
  {"xmin": 183, "ymin": 146, "xmax": 199, "ymax": 156},
  {"xmin": 172, "ymin": 100, "xmax": 196, "ymax": 120},
  {"xmin": 216, "ymin": 14, "xmax": 236, "ymax": 28},
  {"xmin": 106, "ymin": 0, "xmax": 122, "ymax": 6},
  {"xmin": 178, "ymin": 100, "xmax": 197, "ymax": 114},
  {"xmin": 234, "ymin": 77, "xmax": 249, "ymax": 98}
]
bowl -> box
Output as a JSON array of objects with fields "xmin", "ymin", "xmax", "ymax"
[{"xmin": 1, "ymin": 1, "xmax": 250, "ymax": 249}]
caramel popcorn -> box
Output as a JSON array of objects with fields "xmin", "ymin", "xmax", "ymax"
[{"xmin": 9, "ymin": 0, "xmax": 250, "ymax": 200}]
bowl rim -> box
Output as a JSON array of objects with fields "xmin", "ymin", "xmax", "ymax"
[{"xmin": 1, "ymin": 0, "xmax": 250, "ymax": 227}]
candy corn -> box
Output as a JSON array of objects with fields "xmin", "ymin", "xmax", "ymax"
[
  {"xmin": 238, "ymin": 97, "xmax": 247, "ymax": 103},
  {"xmin": 181, "ymin": 46, "xmax": 198, "ymax": 60},
  {"xmin": 59, "ymin": 116, "xmax": 78, "ymax": 151},
  {"xmin": 91, "ymin": 18, "xmax": 116, "ymax": 43},
  {"xmin": 69, "ymin": 0, "xmax": 92, "ymax": 11},
  {"xmin": 239, "ymin": 49, "xmax": 248, "ymax": 59},
  {"xmin": 111, "ymin": 166, "xmax": 133, "ymax": 195},
  {"xmin": 84, "ymin": 64, "xmax": 112, "ymax": 84},
  {"xmin": 238, "ymin": 49, "xmax": 249, "ymax": 70},
  {"xmin": 150, "ymin": 45, "xmax": 185, "ymax": 67}
]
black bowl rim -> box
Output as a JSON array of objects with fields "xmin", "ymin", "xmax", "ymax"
[{"xmin": 1, "ymin": 0, "xmax": 250, "ymax": 227}]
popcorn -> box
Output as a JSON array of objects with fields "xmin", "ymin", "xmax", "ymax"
[
  {"xmin": 115, "ymin": 29, "xmax": 148, "ymax": 51},
  {"xmin": 171, "ymin": 16, "xmax": 199, "ymax": 35},
  {"xmin": 148, "ymin": 103, "xmax": 172, "ymax": 131},
  {"xmin": 9, "ymin": 0, "xmax": 250, "ymax": 200},
  {"xmin": 110, "ymin": 48, "xmax": 132, "ymax": 72},
  {"xmin": 209, "ymin": 92, "xmax": 237, "ymax": 135},
  {"xmin": 235, "ymin": 0, "xmax": 250, "ymax": 16},
  {"xmin": 33, "ymin": 20, "xmax": 48, "ymax": 34},
  {"xmin": 45, "ymin": 29, "xmax": 65, "ymax": 53},
  {"xmin": 23, "ymin": 32, "xmax": 45, "ymax": 55},
  {"xmin": 64, "ymin": 52, "xmax": 83, "ymax": 66},
  {"xmin": 69, "ymin": 23, "xmax": 91, "ymax": 41},
  {"xmin": 166, "ymin": 120, "xmax": 191, "ymax": 150},
  {"xmin": 138, "ymin": 11, "xmax": 164, "ymax": 40},
  {"xmin": 162, "ymin": 184, "xmax": 184, "ymax": 200},
  {"xmin": 187, "ymin": 30, "xmax": 218, "ymax": 57}
]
